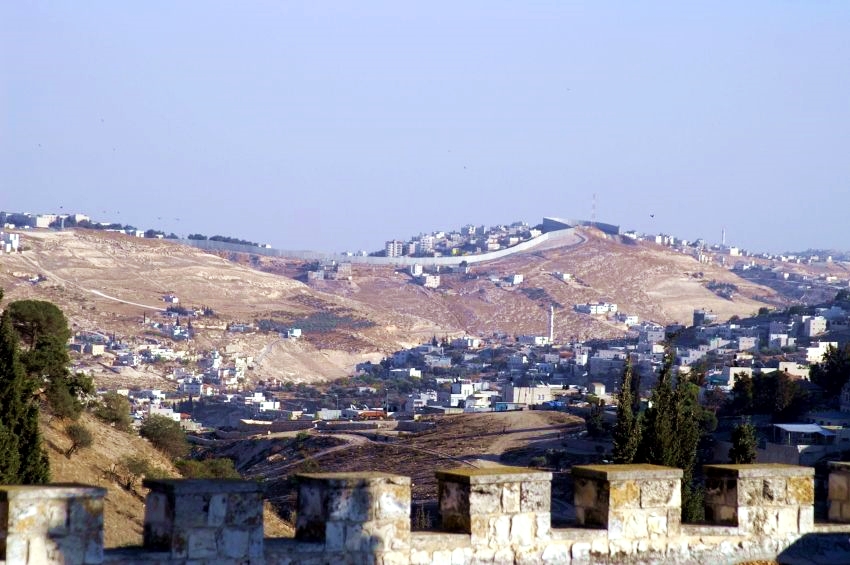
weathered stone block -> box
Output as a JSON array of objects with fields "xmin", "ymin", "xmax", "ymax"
[
  {"xmin": 540, "ymin": 542, "xmax": 569, "ymax": 564},
  {"xmin": 787, "ymin": 475, "xmax": 814, "ymax": 505},
  {"xmin": 520, "ymin": 480, "xmax": 550, "ymax": 513},
  {"xmin": 763, "ymin": 478, "xmax": 787, "ymax": 505},
  {"xmin": 572, "ymin": 477, "xmax": 601, "ymax": 510},
  {"xmin": 470, "ymin": 485, "xmax": 501, "ymax": 513},
  {"xmin": 799, "ymin": 505, "xmax": 814, "ymax": 533},
  {"xmin": 776, "ymin": 506, "xmax": 799, "ymax": 533},
  {"xmin": 187, "ymin": 528, "xmax": 217, "ymax": 559},
  {"xmin": 610, "ymin": 480, "xmax": 640, "ymax": 509},
  {"xmin": 640, "ymin": 479, "xmax": 680, "ymax": 508},
  {"xmin": 509, "ymin": 513, "xmax": 534, "ymax": 546},
  {"xmin": 501, "ymin": 482, "xmax": 521, "ymax": 514},
  {"xmin": 646, "ymin": 511, "xmax": 667, "ymax": 538},
  {"xmin": 829, "ymin": 470, "xmax": 850, "ymax": 501}
]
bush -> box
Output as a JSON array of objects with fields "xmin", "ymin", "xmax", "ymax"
[
  {"xmin": 65, "ymin": 422, "xmax": 93, "ymax": 458},
  {"xmin": 175, "ymin": 458, "xmax": 240, "ymax": 479},
  {"xmin": 119, "ymin": 455, "xmax": 168, "ymax": 492},
  {"xmin": 94, "ymin": 392, "xmax": 133, "ymax": 431},
  {"xmin": 529, "ymin": 456, "xmax": 547, "ymax": 468},
  {"xmin": 139, "ymin": 415, "xmax": 189, "ymax": 459}
]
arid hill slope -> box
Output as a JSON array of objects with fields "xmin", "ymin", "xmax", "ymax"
[{"xmin": 1, "ymin": 228, "xmax": 785, "ymax": 382}]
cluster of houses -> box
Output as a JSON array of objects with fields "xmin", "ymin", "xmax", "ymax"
[
  {"xmin": 306, "ymin": 261, "xmax": 353, "ymax": 282},
  {"xmin": 385, "ymin": 221, "xmax": 541, "ymax": 258}
]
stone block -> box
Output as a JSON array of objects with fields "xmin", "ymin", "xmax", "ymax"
[
  {"xmin": 520, "ymin": 480, "xmax": 550, "ymax": 513},
  {"xmin": 469, "ymin": 485, "xmax": 501, "ymax": 513},
  {"xmin": 377, "ymin": 485, "xmax": 411, "ymax": 520},
  {"xmin": 187, "ymin": 528, "xmax": 217, "ymax": 559},
  {"xmin": 738, "ymin": 478, "xmax": 762, "ymax": 506},
  {"xmin": 829, "ymin": 470, "xmax": 850, "ymax": 501},
  {"xmin": 219, "ymin": 527, "xmax": 250, "ymax": 558},
  {"xmin": 666, "ymin": 508, "xmax": 681, "ymax": 535},
  {"xmin": 787, "ymin": 475, "xmax": 814, "ymax": 505},
  {"xmin": 572, "ymin": 477, "xmax": 601, "ymax": 510},
  {"xmin": 328, "ymin": 486, "xmax": 373, "ymax": 522},
  {"xmin": 646, "ymin": 511, "xmax": 667, "ymax": 538},
  {"xmin": 640, "ymin": 479, "xmax": 680, "ymax": 508},
  {"xmin": 829, "ymin": 500, "xmax": 843, "ymax": 522},
  {"xmin": 207, "ymin": 493, "xmax": 228, "ymax": 527},
  {"xmin": 540, "ymin": 542, "xmax": 570, "ymax": 564},
  {"xmin": 763, "ymin": 478, "xmax": 787, "ymax": 505},
  {"xmin": 509, "ymin": 513, "xmax": 534, "ymax": 546},
  {"xmin": 325, "ymin": 521, "xmax": 346, "ymax": 550},
  {"xmin": 799, "ymin": 505, "xmax": 814, "ymax": 533},
  {"xmin": 776, "ymin": 506, "xmax": 799, "ymax": 533},
  {"xmin": 535, "ymin": 512, "xmax": 551, "ymax": 540},
  {"xmin": 570, "ymin": 541, "xmax": 591, "ymax": 560},
  {"xmin": 501, "ymin": 482, "xmax": 520, "ymax": 514},
  {"xmin": 610, "ymin": 480, "xmax": 640, "ymax": 509}
]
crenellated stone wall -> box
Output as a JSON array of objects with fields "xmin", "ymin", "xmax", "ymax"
[
  {"xmin": 703, "ymin": 464, "xmax": 814, "ymax": 536},
  {"xmin": 4, "ymin": 463, "xmax": 850, "ymax": 564}
]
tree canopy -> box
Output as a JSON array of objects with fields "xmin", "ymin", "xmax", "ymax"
[
  {"xmin": 5, "ymin": 299, "xmax": 93, "ymax": 418},
  {"xmin": 0, "ymin": 308, "xmax": 50, "ymax": 484}
]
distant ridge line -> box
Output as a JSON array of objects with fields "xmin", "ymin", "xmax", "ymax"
[{"xmin": 180, "ymin": 228, "xmax": 580, "ymax": 267}]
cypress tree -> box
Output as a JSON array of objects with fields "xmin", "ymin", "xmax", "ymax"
[
  {"xmin": 729, "ymin": 419, "xmax": 758, "ymax": 464},
  {"xmin": 0, "ymin": 310, "xmax": 50, "ymax": 484},
  {"xmin": 636, "ymin": 351, "xmax": 704, "ymax": 521},
  {"xmin": 612, "ymin": 357, "xmax": 641, "ymax": 463}
]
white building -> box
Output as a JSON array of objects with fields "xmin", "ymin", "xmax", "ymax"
[{"xmin": 419, "ymin": 274, "xmax": 440, "ymax": 289}]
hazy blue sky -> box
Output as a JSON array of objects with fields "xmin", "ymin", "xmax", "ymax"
[{"xmin": 2, "ymin": 2, "xmax": 848, "ymax": 253}]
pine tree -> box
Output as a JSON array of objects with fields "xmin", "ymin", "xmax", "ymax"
[
  {"xmin": 0, "ymin": 310, "xmax": 50, "ymax": 484},
  {"xmin": 729, "ymin": 419, "xmax": 758, "ymax": 464},
  {"xmin": 612, "ymin": 357, "xmax": 641, "ymax": 463}
]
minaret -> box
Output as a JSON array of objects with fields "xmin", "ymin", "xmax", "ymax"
[
  {"xmin": 722, "ymin": 228, "xmax": 726, "ymax": 247},
  {"xmin": 548, "ymin": 305, "xmax": 555, "ymax": 343}
]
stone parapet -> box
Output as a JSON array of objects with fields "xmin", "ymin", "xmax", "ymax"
[
  {"xmin": 295, "ymin": 471, "xmax": 411, "ymax": 564},
  {"xmin": 9, "ymin": 463, "xmax": 850, "ymax": 565},
  {"xmin": 436, "ymin": 466, "xmax": 551, "ymax": 548},
  {"xmin": 142, "ymin": 479, "xmax": 264, "ymax": 563},
  {"xmin": 828, "ymin": 461, "xmax": 850, "ymax": 522},
  {"xmin": 704, "ymin": 463, "xmax": 814, "ymax": 535},
  {"xmin": 572, "ymin": 464, "xmax": 683, "ymax": 540},
  {"xmin": 0, "ymin": 483, "xmax": 106, "ymax": 565}
]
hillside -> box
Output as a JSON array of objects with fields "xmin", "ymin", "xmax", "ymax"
[
  {"xmin": 42, "ymin": 413, "xmax": 293, "ymax": 546},
  {"xmin": 270, "ymin": 228, "xmax": 782, "ymax": 341},
  {"xmin": 0, "ymin": 229, "xmax": 448, "ymax": 385},
  {"xmin": 0, "ymin": 226, "xmax": 814, "ymax": 387}
]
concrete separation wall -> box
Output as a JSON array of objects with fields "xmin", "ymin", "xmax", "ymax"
[{"xmin": 179, "ymin": 228, "xmax": 580, "ymax": 267}]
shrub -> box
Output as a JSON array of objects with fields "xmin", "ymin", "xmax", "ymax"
[
  {"xmin": 94, "ymin": 392, "xmax": 133, "ymax": 431},
  {"xmin": 65, "ymin": 423, "xmax": 93, "ymax": 458},
  {"xmin": 175, "ymin": 458, "xmax": 240, "ymax": 479},
  {"xmin": 139, "ymin": 415, "xmax": 189, "ymax": 459}
]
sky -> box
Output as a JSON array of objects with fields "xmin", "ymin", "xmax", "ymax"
[{"xmin": 2, "ymin": 2, "xmax": 849, "ymax": 254}]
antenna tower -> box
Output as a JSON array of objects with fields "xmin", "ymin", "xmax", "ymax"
[{"xmin": 591, "ymin": 193, "xmax": 597, "ymax": 228}]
